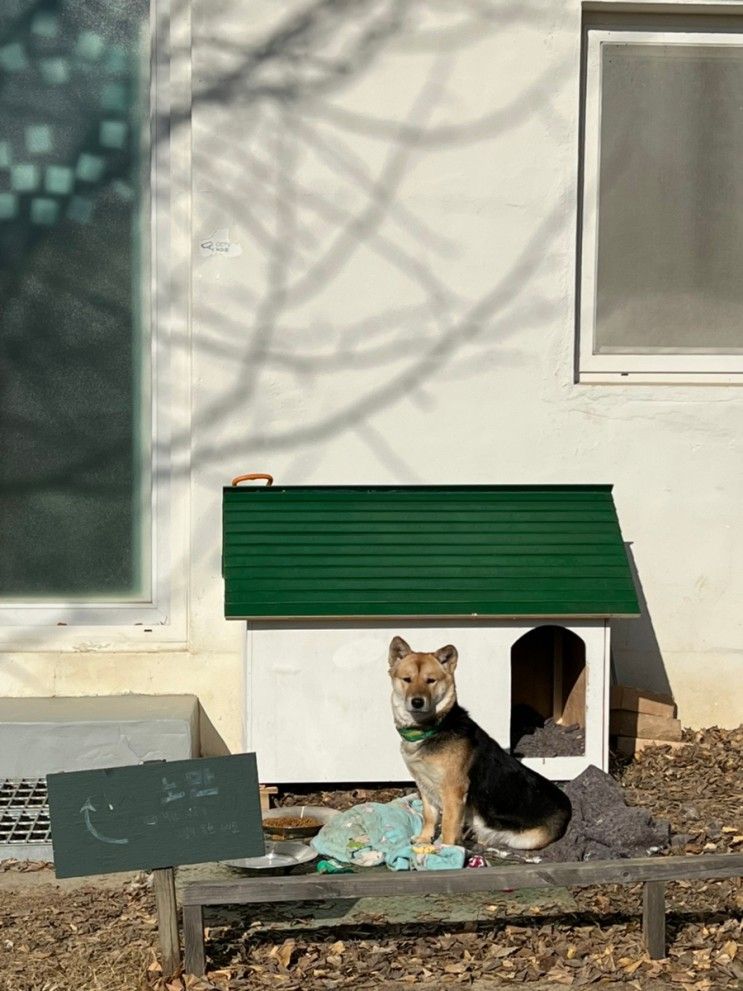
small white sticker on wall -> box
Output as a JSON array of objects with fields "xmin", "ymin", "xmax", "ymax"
[{"xmin": 199, "ymin": 228, "xmax": 242, "ymax": 257}]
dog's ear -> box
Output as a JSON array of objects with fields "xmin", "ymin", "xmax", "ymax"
[
  {"xmin": 389, "ymin": 636, "xmax": 412, "ymax": 668},
  {"xmin": 435, "ymin": 645, "xmax": 458, "ymax": 671}
]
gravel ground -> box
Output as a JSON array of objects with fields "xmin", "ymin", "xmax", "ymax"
[{"xmin": 0, "ymin": 726, "xmax": 740, "ymax": 991}]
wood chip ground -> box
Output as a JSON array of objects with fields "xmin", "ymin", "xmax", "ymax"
[{"xmin": 0, "ymin": 726, "xmax": 740, "ymax": 991}]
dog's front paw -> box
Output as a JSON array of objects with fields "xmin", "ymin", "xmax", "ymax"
[{"xmin": 412, "ymin": 832, "xmax": 434, "ymax": 845}]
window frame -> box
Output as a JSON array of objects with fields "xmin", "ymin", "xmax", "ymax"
[
  {"xmin": 578, "ymin": 25, "xmax": 743, "ymax": 383},
  {"xmin": 0, "ymin": 0, "xmax": 189, "ymax": 641}
]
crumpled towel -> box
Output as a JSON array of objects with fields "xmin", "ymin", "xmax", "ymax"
[{"xmin": 311, "ymin": 794, "xmax": 466, "ymax": 871}]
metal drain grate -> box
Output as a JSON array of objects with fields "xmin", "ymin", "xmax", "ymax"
[{"xmin": 0, "ymin": 778, "xmax": 53, "ymax": 860}]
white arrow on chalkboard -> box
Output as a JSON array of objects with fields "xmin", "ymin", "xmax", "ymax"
[{"xmin": 80, "ymin": 798, "xmax": 129, "ymax": 846}]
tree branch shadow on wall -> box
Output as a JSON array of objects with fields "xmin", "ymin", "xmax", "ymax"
[
  {"xmin": 1, "ymin": 1, "xmax": 576, "ymax": 670},
  {"xmin": 185, "ymin": 0, "xmax": 570, "ymax": 470},
  {"xmin": 0, "ymin": 0, "xmax": 681, "ymax": 757}
]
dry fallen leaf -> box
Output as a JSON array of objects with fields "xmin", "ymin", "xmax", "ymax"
[
  {"xmin": 623, "ymin": 959, "xmax": 644, "ymax": 975},
  {"xmin": 546, "ymin": 965, "xmax": 575, "ymax": 985},
  {"xmin": 722, "ymin": 940, "xmax": 738, "ymax": 960},
  {"xmin": 269, "ymin": 939, "xmax": 295, "ymax": 969}
]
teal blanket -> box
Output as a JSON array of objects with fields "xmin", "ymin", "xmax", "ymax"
[{"xmin": 311, "ymin": 794, "xmax": 466, "ymax": 871}]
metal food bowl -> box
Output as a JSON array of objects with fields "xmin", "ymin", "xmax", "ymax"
[{"xmin": 222, "ymin": 840, "xmax": 318, "ymax": 871}]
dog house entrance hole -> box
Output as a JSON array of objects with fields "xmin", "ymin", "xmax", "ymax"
[{"xmin": 510, "ymin": 626, "xmax": 586, "ymax": 757}]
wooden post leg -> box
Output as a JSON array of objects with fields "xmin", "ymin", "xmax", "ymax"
[
  {"xmin": 183, "ymin": 904, "xmax": 206, "ymax": 977},
  {"xmin": 643, "ymin": 880, "xmax": 666, "ymax": 959},
  {"xmin": 153, "ymin": 867, "xmax": 181, "ymax": 977}
]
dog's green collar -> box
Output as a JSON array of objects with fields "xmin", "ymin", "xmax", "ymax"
[{"xmin": 397, "ymin": 724, "xmax": 440, "ymax": 743}]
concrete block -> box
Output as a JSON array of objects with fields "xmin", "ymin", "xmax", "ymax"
[{"xmin": 0, "ymin": 695, "xmax": 199, "ymax": 777}]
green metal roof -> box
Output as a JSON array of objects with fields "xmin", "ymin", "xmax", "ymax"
[{"xmin": 222, "ymin": 485, "xmax": 640, "ymax": 620}]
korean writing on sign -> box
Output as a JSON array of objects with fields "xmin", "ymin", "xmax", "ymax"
[{"xmin": 161, "ymin": 767, "xmax": 219, "ymax": 805}]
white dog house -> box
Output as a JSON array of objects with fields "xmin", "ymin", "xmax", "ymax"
[{"xmin": 223, "ymin": 482, "xmax": 639, "ymax": 783}]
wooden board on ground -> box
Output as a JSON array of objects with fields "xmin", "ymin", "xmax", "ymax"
[
  {"xmin": 611, "ymin": 712, "xmax": 682, "ymax": 741},
  {"xmin": 610, "ymin": 686, "xmax": 677, "ymax": 718},
  {"xmin": 47, "ymin": 754, "xmax": 265, "ymax": 878}
]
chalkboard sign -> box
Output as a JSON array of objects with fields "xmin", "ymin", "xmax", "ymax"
[{"xmin": 47, "ymin": 754, "xmax": 265, "ymax": 878}]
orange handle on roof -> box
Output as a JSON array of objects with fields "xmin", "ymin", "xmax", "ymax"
[{"xmin": 231, "ymin": 473, "xmax": 274, "ymax": 487}]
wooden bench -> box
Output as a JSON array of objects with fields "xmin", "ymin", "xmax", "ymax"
[{"xmin": 181, "ymin": 852, "xmax": 743, "ymax": 976}]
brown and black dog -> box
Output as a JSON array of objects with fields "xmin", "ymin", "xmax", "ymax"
[{"xmin": 389, "ymin": 636, "xmax": 571, "ymax": 849}]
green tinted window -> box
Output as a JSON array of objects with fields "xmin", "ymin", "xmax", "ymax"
[{"xmin": 0, "ymin": 0, "xmax": 150, "ymax": 599}]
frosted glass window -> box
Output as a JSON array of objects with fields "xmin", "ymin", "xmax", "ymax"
[
  {"xmin": 0, "ymin": 0, "xmax": 150, "ymax": 599},
  {"xmin": 595, "ymin": 43, "xmax": 743, "ymax": 354}
]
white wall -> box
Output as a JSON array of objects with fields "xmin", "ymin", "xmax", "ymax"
[{"xmin": 1, "ymin": 0, "xmax": 741, "ymax": 754}]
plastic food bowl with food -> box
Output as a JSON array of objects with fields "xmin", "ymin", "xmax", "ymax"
[{"xmin": 262, "ymin": 805, "xmax": 339, "ymax": 840}]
